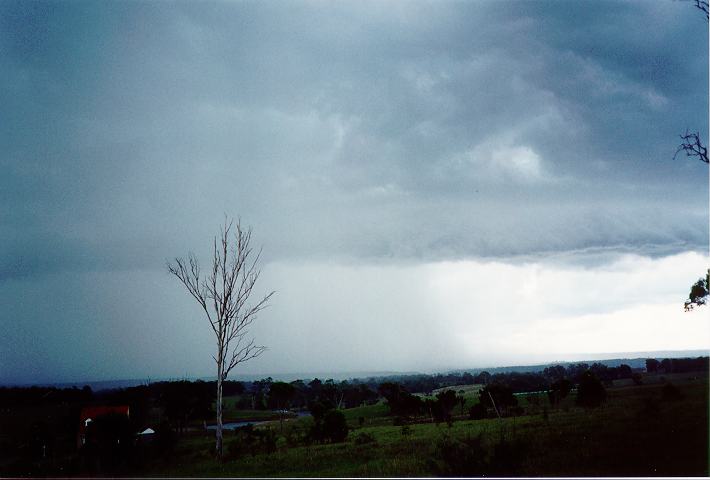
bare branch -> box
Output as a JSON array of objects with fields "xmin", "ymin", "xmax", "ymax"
[
  {"xmin": 694, "ymin": 0, "xmax": 709, "ymax": 20},
  {"xmin": 674, "ymin": 130, "xmax": 709, "ymax": 164}
]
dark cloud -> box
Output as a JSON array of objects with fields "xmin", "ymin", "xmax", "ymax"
[{"xmin": 0, "ymin": 1, "xmax": 707, "ymax": 382}]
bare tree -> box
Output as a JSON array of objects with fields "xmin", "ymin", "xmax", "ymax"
[
  {"xmin": 674, "ymin": 130, "xmax": 709, "ymax": 164},
  {"xmin": 168, "ymin": 218, "xmax": 274, "ymax": 460}
]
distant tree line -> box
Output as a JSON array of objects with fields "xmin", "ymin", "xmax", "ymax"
[
  {"xmin": 645, "ymin": 357, "xmax": 707, "ymax": 374},
  {"xmin": 0, "ymin": 385, "xmax": 93, "ymax": 408}
]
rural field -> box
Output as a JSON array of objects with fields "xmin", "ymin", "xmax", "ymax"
[
  {"xmin": 3, "ymin": 365, "xmax": 706, "ymax": 477},
  {"xmin": 142, "ymin": 374, "xmax": 708, "ymax": 477}
]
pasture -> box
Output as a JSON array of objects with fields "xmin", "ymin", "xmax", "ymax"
[{"xmin": 141, "ymin": 373, "xmax": 708, "ymax": 477}]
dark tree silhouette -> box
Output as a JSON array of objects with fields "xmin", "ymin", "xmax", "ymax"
[
  {"xmin": 646, "ymin": 358, "xmax": 660, "ymax": 373},
  {"xmin": 435, "ymin": 390, "xmax": 458, "ymax": 422},
  {"xmin": 575, "ymin": 371, "xmax": 606, "ymax": 408},
  {"xmin": 168, "ymin": 218, "xmax": 274, "ymax": 461},
  {"xmin": 378, "ymin": 382, "xmax": 422, "ymax": 417},
  {"xmin": 675, "ymin": 130, "xmax": 708, "ymax": 164},
  {"xmin": 269, "ymin": 382, "xmax": 296, "ymax": 431},
  {"xmin": 479, "ymin": 384, "xmax": 517, "ymax": 416},
  {"xmin": 322, "ymin": 410, "xmax": 349, "ymax": 443},
  {"xmin": 684, "ymin": 271, "xmax": 709, "ymax": 311}
]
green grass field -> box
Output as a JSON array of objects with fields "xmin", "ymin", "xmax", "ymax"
[{"xmin": 139, "ymin": 374, "xmax": 708, "ymax": 477}]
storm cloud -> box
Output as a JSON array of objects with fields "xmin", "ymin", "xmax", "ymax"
[{"xmin": 0, "ymin": 1, "xmax": 707, "ymax": 383}]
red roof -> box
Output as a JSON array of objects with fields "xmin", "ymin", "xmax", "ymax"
[{"xmin": 78, "ymin": 405, "xmax": 130, "ymax": 434}]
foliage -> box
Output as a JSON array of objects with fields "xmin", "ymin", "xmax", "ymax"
[
  {"xmin": 268, "ymin": 382, "xmax": 296, "ymax": 409},
  {"xmin": 576, "ymin": 371, "xmax": 606, "ymax": 408},
  {"xmin": 685, "ymin": 273, "xmax": 709, "ymax": 311},
  {"xmin": 156, "ymin": 380, "xmax": 213, "ymax": 434},
  {"xmin": 479, "ymin": 383, "xmax": 518, "ymax": 415},
  {"xmin": 435, "ymin": 389, "xmax": 458, "ymax": 421},
  {"xmin": 646, "ymin": 358, "xmax": 660, "ymax": 373},
  {"xmin": 378, "ymin": 383, "xmax": 422, "ymax": 417},
  {"xmin": 322, "ymin": 410, "xmax": 349, "ymax": 443},
  {"xmin": 308, "ymin": 402, "xmax": 348, "ymax": 443}
]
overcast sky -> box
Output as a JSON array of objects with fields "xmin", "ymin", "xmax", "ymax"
[{"xmin": 1, "ymin": 0, "xmax": 708, "ymax": 384}]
